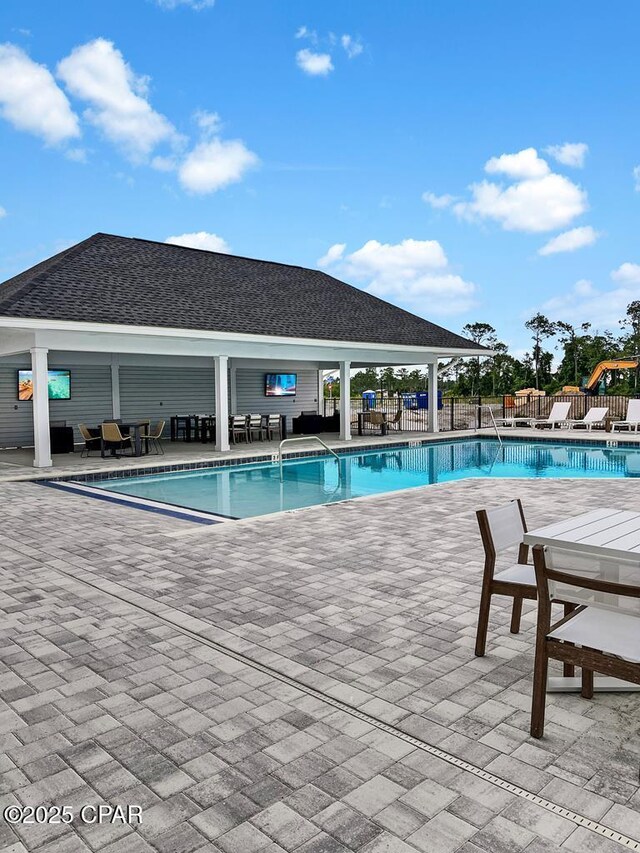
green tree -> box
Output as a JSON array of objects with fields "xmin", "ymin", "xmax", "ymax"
[
  {"xmin": 524, "ymin": 313, "xmax": 556, "ymax": 390},
  {"xmin": 461, "ymin": 322, "xmax": 498, "ymax": 396}
]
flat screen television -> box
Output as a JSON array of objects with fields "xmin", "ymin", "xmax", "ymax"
[
  {"xmin": 265, "ymin": 373, "xmax": 297, "ymax": 397},
  {"xmin": 18, "ymin": 369, "xmax": 71, "ymax": 401}
]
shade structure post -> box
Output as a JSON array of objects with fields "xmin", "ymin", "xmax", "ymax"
[
  {"xmin": 214, "ymin": 355, "xmax": 230, "ymax": 452},
  {"xmin": 428, "ymin": 360, "xmax": 439, "ymax": 433},
  {"xmin": 31, "ymin": 346, "xmax": 52, "ymax": 468},
  {"xmin": 339, "ymin": 360, "xmax": 351, "ymax": 441}
]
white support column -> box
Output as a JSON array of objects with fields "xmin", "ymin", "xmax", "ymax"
[
  {"xmin": 214, "ymin": 355, "xmax": 230, "ymax": 452},
  {"xmin": 317, "ymin": 370, "xmax": 324, "ymax": 416},
  {"xmin": 339, "ymin": 360, "xmax": 351, "ymax": 441},
  {"xmin": 31, "ymin": 347, "xmax": 52, "ymax": 468},
  {"xmin": 427, "ymin": 360, "xmax": 439, "ymax": 433},
  {"xmin": 229, "ymin": 364, "xmax": 238, "ymax": 415},
  {"xmin": 110, "ymin": 354, "xmax": 121, "ymax": 419}
]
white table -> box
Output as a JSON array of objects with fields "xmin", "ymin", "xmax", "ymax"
[{"xmin": 524, "ymin": 507, "xmax": 640, "ymax": 693}]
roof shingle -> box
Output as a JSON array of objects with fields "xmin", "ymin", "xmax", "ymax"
[{"xmin": 0, "ymin": 233, "xmax": 481, "ymax": 350}]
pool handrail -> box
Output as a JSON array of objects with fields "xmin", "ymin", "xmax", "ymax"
[{"xmin": 278, "ymin": 436, "xmax": 341, "ymax": 483}]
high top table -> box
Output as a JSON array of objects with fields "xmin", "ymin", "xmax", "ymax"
[{"xmin": 524, "ymin": 507, "xmax": 640, "ymax": 692}]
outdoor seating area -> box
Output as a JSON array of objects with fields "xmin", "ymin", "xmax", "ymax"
[
  {"xmin": 475, "ymin": 499, "xmax": 640, "ymax": 741},
  {"xmin": 170, "ymin": 413, "xmax": 286, "ymax": 445},
  {"xmin": 79, "ymin": 419, "xmax": 164, "ymax": 458},
  {"xmin": 354, "ymin": 408, "xmax": 404, "ymax": 436}
]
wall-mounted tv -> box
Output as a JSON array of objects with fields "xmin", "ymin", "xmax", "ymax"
[
  {"xmin": 18, "ymin": 369, "xmax": 71, "ymax": 401},
  {"xmin": 265, "ymin": 373, "xmax": 297, "ymax": 397}
]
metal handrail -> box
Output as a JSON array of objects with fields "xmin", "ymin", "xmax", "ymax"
[
  {"xmin": 477, "ymin": 404, "xmax": 503, "ymax": 447},
  {"xmin": 278, "ymin": 436, "xmax": 341, "ymax": 483}
]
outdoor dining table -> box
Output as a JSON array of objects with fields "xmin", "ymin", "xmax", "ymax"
[
  {"xmin": 524, "ymin": 507, "xmax": 640, "ymax": 693},
  {"xmin": 94, "ymin": 421, "xmax": 149, "ymax": 457},
  {"xmin": 357, "ymin": 411, "xmax": 388, "ymax": 436},
  {"xmin": 170, "ymin": 414, "xmax": 201, "ymax": 442}
]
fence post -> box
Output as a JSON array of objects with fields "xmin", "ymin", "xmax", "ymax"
[
  {"xmin": 477, "ymin": 396, "xmax": 482, "ymax": 429},
  {"xmin": 502, "ymin": 395, "xmax": 505, "ymax": 419},
  {"xmin": 450, "ymin": 396, "xmax": 455, "ymax": 431}
]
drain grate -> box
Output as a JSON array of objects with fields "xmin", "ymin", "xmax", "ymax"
[{"xmin": 50, "ymin": 564, "xmax": 640, "ymax": 851}]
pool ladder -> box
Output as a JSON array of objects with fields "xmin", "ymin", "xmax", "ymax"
[
  {"xmin": 477, "ymin": 404, "xmax": 503, "ymax": 448},
  {"xmin": 277, "ymin": 436, "xmax": 342, "ymax": 483}
]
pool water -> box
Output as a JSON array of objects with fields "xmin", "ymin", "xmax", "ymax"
[{"xmin": 91, "ymin": 439, "xmax": 640, "ymax": 519}]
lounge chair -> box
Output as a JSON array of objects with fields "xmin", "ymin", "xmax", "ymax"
[
  {"xmin": 532, "ymin": 401, "xmax": 572, "ymax": 430},
  {"xmin": 611, "ymin": 399, "xmax": 640, "ymax": 432},
  {"xmin": 565, "ymin": 406, "xmax": 609, "ymax": 431},
  {"xmin": 493, "ymin": 414, "xmax": 536, "ymax": 428}
]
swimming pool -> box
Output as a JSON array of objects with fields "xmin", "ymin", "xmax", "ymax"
[{"xmin": 88, "ymin": 438, "xmax": 640, "ymax": 519}]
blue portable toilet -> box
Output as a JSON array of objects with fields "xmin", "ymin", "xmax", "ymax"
[
  {"xmin": 402, "ymin": 392, "xmax": 417, "ymax": 410},
  {"xmin": 416, "ymin": 391, "xmax": 443, "ymax": 410},
  {"xmin": 362, "ymin": 390, "xmax": 376, "ymax": 411}
]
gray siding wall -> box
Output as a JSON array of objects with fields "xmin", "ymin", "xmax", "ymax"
[
  {"xmin": 234, "ymin": 369, "xmax": 319, "ymax": 429},
  {"xmin": 119, "ymin": 366, "xmax": 216, "ymax": 433},
  {"xmin": 0, "ymin": 361, "xmax": 112, "ymax": 448}
]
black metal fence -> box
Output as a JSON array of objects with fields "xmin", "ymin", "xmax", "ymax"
[{"xmin": 323, "ymin": 394, "xmax": 638, "ymax": 432}]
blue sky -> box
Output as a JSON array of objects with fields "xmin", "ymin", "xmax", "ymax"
[{"xmin": 1, "ymin": 0, "xmax": 640, "ymax": 354}]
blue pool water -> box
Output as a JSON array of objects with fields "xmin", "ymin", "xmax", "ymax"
[{"xmin": 91, "ymin": 439, "xmax": 640, "ymax": 519}]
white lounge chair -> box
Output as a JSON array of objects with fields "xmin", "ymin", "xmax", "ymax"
[
  {"xmin": 611, "ymin": 399, "xmax": 640, "ymax": 432},
  {"xmin": 532, "ymin": 401, "xmax": 572, "ymax": 430},
  {"xmin": 493, "ymin": 414, "xmax": 536, "ymax": 428},
  {"xmin": 566, "ymin": 406, "xmax": 609, "ymax": 431}
]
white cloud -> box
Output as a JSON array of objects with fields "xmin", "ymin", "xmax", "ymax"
[
  {"xmin": 341, "ymin": 34, "xmax": 363, "ymax": 59},
  {"xmin": 178, "ymin": 138, "xmax": 258, "ymax": 193},
  {"xmin": 541, "ymin": 266, "xmax": 640, "ymax": 328},
  {"xmin": 193, "ymin": 109, "xmax": 222, "ymax": 137},
  {"xmin": 317, "ymin": 243, "xmax": 346, "ymax": 268},
  {"xmin": 546, "ymin": 142, "xmax": 588, "ymax": 168},
  {"xmin": 295, "ymin": 26, "xmax": 317, "ymax": 41},
  {"xmin": 611, "ymin": 262, "xmax": 640, "ymax": 285},
  {"xmin": 446, "ymin": 147, "xmax": 588, "ymax": 233},
  {"xmin": 296, "ymin": 48, "xmax": 333, "ymax": 76},
  {"xmin": 633, "ymin": 165, "xmax": 640, "ymax": 192},
  {"xmin": 538, "ymin": 225, "xmax": 599, "ymax": 256},
  {"xmin": 0, "ymin": 43, "xmax": 80, "ymax": 145},
  {"xmin": 154, "ymin": 0, "xmax": 215, "ymax": 9},
  {"xmin": 57, "ymin": 38, "xmax": 178, "ymax": 161},
  {"xmin": 318, "ymin": 237, "xmax": 477, "ymax": 316},
  {"xmin": 485, "ymin": 147, "xmax": 550, "ymax": 179},
  {"xmin": 165, "ymin": 231, "xmax": 229, "ymax": 252},
  {"xmin": 0, "ymin": 205, "xmax": 6, "ymax": 218},
  {"xmin": 422, "ymin": 191, "xmax": 456, "ymax": 209}
]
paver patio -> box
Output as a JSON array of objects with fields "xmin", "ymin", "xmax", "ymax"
[{"xmin": 1, "ymin": 471, "xmax": 640, "ymax": 852}]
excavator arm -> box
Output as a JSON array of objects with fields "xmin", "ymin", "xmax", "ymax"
[{"xmin": 583, "ymin": 359, "xmax": 639, "ymax": 392}]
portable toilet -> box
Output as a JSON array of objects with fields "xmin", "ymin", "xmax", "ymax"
[
  {"xmin": 416, "ymin": 391, "xmax": 443, "ymax": 410},
  {"xmin": 402, "ymin": 392, "xmax": 417, "ymax": 410},
  {"xmin": 362, "ymin": 390, "xmax": 376, "ymax": 411}
]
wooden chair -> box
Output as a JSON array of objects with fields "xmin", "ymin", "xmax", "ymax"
[
  {"xmin": 141, "ymin": 420, "xmax": 165, "ymax": 455},
  {"xmin": 248, "ymin": 413, "xmax": 266, "ymax": 442},
  {"xmin": 100, "ymin": 421, "xmax": 134, "ymax": 457},
  {"xmin": 230, "ymin": 414, "xmax": 249, "ymax": 444},
  {"xmin": 78, "ymin": 423, "xmax": 101, "ymax": 457},
  {"xmin": 475, "ymin": 500, "xmax": 536, "ymax": 656},
  {"xmin": 530, "ymin": 544, "xmax": 640, "ymax": 738}
]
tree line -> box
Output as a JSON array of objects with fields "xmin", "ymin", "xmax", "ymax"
[{"xmin": 325, "ymin": 300, "xmax": 640, "ymax": 399}]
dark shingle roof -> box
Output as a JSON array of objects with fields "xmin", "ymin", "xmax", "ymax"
[{"xmin": 0, "ymin": 233, "xmax": 482, "ymax": 350}]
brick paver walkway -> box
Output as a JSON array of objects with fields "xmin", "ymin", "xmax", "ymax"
[{"xmin": 1, "ymin": 475, "xmax": 640, "ymax": 852}]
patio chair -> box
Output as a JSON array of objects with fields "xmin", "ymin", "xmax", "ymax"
[
  {"xmin": 365, "ymin": 411, "xmax": 387, "ymax": 435},
  {"xmin": 78, "ymin": 423, "xmax": 101, "ymax": 458},
  {"xmin": 611, "ymin": 399, "xmax": 640, "ymax": 432},
  {"xmin": 565, "ymin": 406, "xmax": 609, "ymax": 431},
  {"xmin": 530, "ymin": 544, "xmax": 640, "ymax": 738},
  {"xmin": 493, "ymin": 414, "xmax": 536, "ymax": 428},
  {"xmin": 100, "ymin": 421, "xmax": 134, "ymax": 457},
  {"xmin": 140, "ymin": 420, "xmax": 165, "ymax": 455},
  {"xmin": 385, "ymin": 409, "xmax": 403, "ymax": 431},
  {"xmin": 475, "ymin": 500, "xmax": 536, "ymax": 656},
  {"xmin": 248, "ymin": 413, "xmax": 266, "ymax": 442},
  {"xmin": 230, "ymin": 414, "xmax": 249, "ymax": 444},
  {"xmin": 475, "ymin": 500, "xmax": 577, "ymax": 664},
  {"xmin": 265, "ymin": 414, "xmax": 282, "ymax": 441},
  {"xmin": 532, "ymin": 401, "xmax": 572, "ymax": 430}
]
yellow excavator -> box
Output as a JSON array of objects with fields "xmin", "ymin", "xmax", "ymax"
[{"xmin": 559, "ymin": 359, "xmax": 639, "ymax": 395}]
